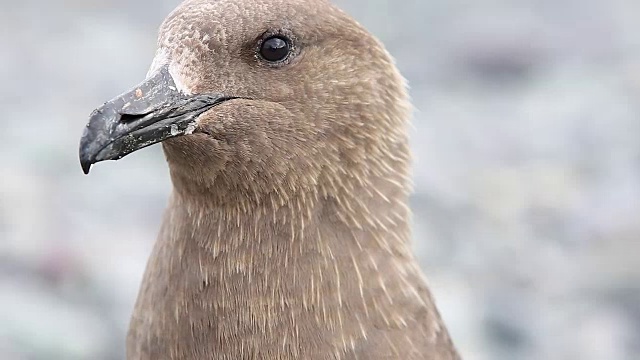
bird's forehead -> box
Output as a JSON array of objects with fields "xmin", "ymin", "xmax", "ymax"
[
  {"xmin": 149, "ymin": 0, "xmax": 300, "ymax": 93},
  {"xmin": 153, "ymin": 1, "xmax": 259, "ymax": 86},
  {"xmin": 158, "ymin": 0, "xmax": 324, "ymax": 48},
  {"xmin": 159, "ymin": 1, "xmax": 244, "ymax": 49},
  {"xmin": 147, "ymin": 0, "xmax": 352, "ymax": 93}
]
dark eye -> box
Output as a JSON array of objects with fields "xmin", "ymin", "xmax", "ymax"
[{"xmin": 260, "ymin": 36, "xmax": 291, "ymax": 62}]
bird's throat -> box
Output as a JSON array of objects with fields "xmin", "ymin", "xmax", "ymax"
[{"xmin": 127, "ymin": 190, "xmax": 443, "ymax": 358}]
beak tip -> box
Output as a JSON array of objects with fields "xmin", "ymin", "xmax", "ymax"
[
  {"xmin": 80, "ymin": 157, "xmax": 92, "ymax": 174},
  {"xmin": 81, "ymin": 162, "xmax": 92, "ymax": 175},
  {"xmin": 79, "ymin": 149, "xmax": 93, "ymax": 175}
]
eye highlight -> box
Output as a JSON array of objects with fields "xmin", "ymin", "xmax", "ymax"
[{"xmin": 259, "ymin": 36, "xmax": 292, "ymax": 63}]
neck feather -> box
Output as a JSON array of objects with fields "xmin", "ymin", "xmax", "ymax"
[{"xmin": 129, "ymin": 172, "xmax": 446, "ymax": 358}]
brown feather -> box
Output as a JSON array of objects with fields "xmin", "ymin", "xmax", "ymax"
[{"xmin": 126, "ymin": 0, "xmax": 461, "ymax": 358}]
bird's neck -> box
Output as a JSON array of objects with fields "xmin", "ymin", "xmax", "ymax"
[
  {"xmin": 158, "ymin": 186, "xmax": 420, "ymax": 295},
  {"xmin": 129, "ymin": 181, "xmax": 440, "ymax": 357}
]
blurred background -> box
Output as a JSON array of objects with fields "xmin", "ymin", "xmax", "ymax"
[{"xmin": 1, "ymin": 0, "xmax": 639, "ymax": 359}]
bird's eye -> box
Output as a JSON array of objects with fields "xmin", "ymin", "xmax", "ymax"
[{"xmin": 260, "ymin": 36, "xmax": 291, "ymax": 63}]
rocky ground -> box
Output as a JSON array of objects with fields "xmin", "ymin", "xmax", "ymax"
[{"xmin": 1, "ymin": 0, "xmax": 639, "ymax": 359}]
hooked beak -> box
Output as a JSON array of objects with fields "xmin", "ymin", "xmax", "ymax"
[{"xmin": 79, "ymin": 66, "xmax": 234, "ymax": 174}]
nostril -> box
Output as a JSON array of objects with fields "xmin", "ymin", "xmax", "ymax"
[{"xmin": 120, "ymin": 113, "xmax": 151, "ymax": 123}]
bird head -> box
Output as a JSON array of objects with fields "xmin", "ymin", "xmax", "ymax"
[{"xmin": 79, "ymin": 0, "xmax": 410, "ymax": 201}]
